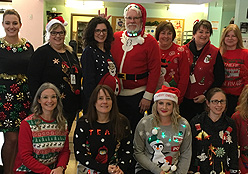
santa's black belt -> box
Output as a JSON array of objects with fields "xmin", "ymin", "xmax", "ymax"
[{"xmin": 118, "ymin": 72, "xmax": 149, "ymax": 80}]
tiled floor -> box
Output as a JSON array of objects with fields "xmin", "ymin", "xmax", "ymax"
[{"xmin": 65, "ymin": 120, "xmax": 78, "ymax": 174}]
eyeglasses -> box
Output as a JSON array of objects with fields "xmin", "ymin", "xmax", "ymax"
[
  {"xmin": 210, "ymin": 100, "xmax": 227, "ymax": 105},
  {"xmin": 50, "ymin": 31, "xmax": 65, "ymax": 36},
  {"xmin": 94, "ymin": 29, "xmax": 107, "ymax": 34},
  {"xmin": 125, "ymin": 16, "xmax": 142, "ymax": 21}
]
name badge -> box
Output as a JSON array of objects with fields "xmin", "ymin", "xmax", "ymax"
[
  {"xmin": 71, "ymin": 74, "xmax": 76, "ymax": 84},
  {"xmin": 190, "ymin": 74, "xmax": 196, "ymax": 84}
]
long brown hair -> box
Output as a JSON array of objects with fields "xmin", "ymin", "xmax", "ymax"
[
  {"xmin": 219, "ymin": 24, "xmax": 244, "ymax": 55},
  {"xmin": 86, "ymin": 85, "xmax": 130, "ymax": 141},
  {"xmin": 236, "ymin": 84, "xmax": 248, "ymax": 120}
]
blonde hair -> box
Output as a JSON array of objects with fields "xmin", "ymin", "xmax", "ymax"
[
  {"xmin": 45, "ymin": 23, "xmax": 73, "ymax": 54},
  {"xmin": 236, "ymin": 84, "xmax": 248, "ymax": 120},
  {"xmin": 151, "ymin": 101, "xmax": 181, "ymax": 130},
  {"xmin": 31, "ymin": 82, "xmax": 67, "ymax": 132},
  {"xmin": 220, "ymin": 24, "xmax": 244, "ymax": 55}
]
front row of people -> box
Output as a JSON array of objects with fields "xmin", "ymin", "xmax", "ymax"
[{"xmin": 13, "ymin": 82, "xmax": 246, "ymax": 173}]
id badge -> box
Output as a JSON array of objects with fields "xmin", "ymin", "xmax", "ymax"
[
  {"xmin": 190, "ymin": 74, "xmax": 196, "ymax": 84},
  {"xmin": 70, "ymin": 74, "xmax": 76, "ymax": 84}
]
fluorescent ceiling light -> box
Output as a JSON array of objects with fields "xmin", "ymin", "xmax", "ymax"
[{"xmin": 65, "ymin": 0, "xmax": 104, "ymax": 9}]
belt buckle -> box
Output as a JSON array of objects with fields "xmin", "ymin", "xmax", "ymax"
[{"xmin": 119, "ymin": 73, "xmax": 127, "ymax": 80}]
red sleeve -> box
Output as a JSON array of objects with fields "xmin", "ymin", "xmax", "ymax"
[
  {"xmin": 18, "ymin": 120, "xmax": 51, "ymax": 174},
  {"xmin": 177, "ymin": 48, "xmax": 190, "ymax": 104},
  {"xmin": 56, "ymin": 133, "xmax": 70, "ymax": 169}
]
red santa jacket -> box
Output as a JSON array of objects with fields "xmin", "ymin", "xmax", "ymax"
[{"xmin": 111, "ymin": 31, "xmax": 161, "ymax": 100}]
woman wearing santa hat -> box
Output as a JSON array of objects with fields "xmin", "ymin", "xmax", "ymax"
[
  {"xmin": 189, "ymin": 87, "xmax": 238, "ymax": 173},
  {"xmin": 80, "ymin": 16, "xmax": 120, "ymax": 115},
  {"xmin": 134, "ymin": 85, "xmax": 192, "ymax": 174},
  {"xmin": 27, "ymin": 16, "xmax": 82, "ymax": 132}
]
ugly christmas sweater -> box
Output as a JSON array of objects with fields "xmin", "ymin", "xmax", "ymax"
[
  {"xmin": 232, "ymin": 111, "xmax": 248, "ymax": 173},
  {"xmin": 160, "ymin": 42, "xmax": 189, "ymax": 103},
  {"xmin": 134, "ymin": 114, "xmax": 192, "ymax": 174},
  {"xmin": 14, "ymin": 114, "xmax": 70, "ymax": 174},
  {"xmin": 73, "ymin": 116, "xmax": 133, "ymax": 174},
  {"xmin": 190, "ymin": 111, "xmax": 238, "ymax": 174},
  {"xmin": 111, "ymin": 31, "xmax": 161, "ymax": 100},
  {"xmin": 222, "ymin": 49, "xmax": 248, "ymax": 96}
]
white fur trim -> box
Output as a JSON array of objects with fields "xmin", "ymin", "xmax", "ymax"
[{"xmin": 154, "ymin": 92, "xmax": 178, "ymax": 103}]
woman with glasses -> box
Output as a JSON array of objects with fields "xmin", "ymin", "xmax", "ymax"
[
  {"xmin": 189, "ymin": 87, "xmax": 238, "ymax": 174},
  {"xmin": 81, "ymin": 17, "xmax": 120, "ymax": 114},
  {"xmin": 28, "ymin": 16, "xmax": 81, "ymax": 132},
  {"xmin": 0, "ymin": 9, "xmax": 34, "ymax": 174},
  {"xmin": 14, "ymin": 82, "xmax": 70, "ymax": 174},
  {"xmin": 220, "ymin": 24, "xmax": 248, "ymax": 117}
]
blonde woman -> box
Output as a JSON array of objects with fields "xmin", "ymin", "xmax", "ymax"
[
  {"xmin": 232, "ymin": 84, "xmax": 248, "ymax": 173},
  {"xmin": 14, "ymin": 82, "xmax": 70, "ymax": 174},
  {"xmin": 220, "ymin": 24, "xmax": 248, "ymax": 117},
  {"xmin": 134, "ymin": 85, "xmax": 192, "ymax": 174}
]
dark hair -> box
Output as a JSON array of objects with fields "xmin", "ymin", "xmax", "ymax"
[
  {"xmin": 205, "ymin": 87, "xmax": 227, "ymax": 112},
  {"xmin": 86, "ymin": 85, "xmax": 130, "ymax": 141},
  {"xmin": 193, "ymin": 19, "xmax": 212, "ymax": 36},
  {"xmin": 155, "ymin": 21, "xmax": 176, "ymax": 41},
  {"xmin": 3, "ymin": 9, "xmax": 21, "ymax": 24},
  {"xmin": 83, "ymin": 17, "xmax": 114, "ymax": 52}
]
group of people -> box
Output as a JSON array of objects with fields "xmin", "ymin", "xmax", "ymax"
[{"xmin": 1, "ymin": 2, "xmax": 248, "ymax": 174}]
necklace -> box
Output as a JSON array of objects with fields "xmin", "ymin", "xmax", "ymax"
[{"xmin": 57, "ymin": 51, "xmax": 72, "ymax": 73}]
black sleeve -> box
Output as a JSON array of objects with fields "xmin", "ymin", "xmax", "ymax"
[
  {"xmin": 189, "ymin": 116, "xmax": 198, "ymax": 172},
  {"xmin": 209, "ymin": 51, "xmax": 225, "ymax": 89}
]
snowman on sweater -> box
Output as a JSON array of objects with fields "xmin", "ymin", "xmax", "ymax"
[{"xmin": 149, "ymin": 128, "xmax": 177, "ymax": 172}]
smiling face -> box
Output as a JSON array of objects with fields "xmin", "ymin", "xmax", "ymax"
[
  {"xmin": 95, "ymin": 89, "xmax": 112, "ymax": 117},
  {"xmin": 194, "ymin": 25, "xmax": 211, "ymax": 49},
  {"xmin": 38, "ymin": 89, "xmax": 57, "ymax": 114},
  {"xmin": 156, "ymin": 99, "xmax": 173, "ymax": 118},
  {"xmin": 224, "ymin": 30, "xmax": 238, "ymax": 50},
  {"xmin": 2, "ymin": 14, "xmax": 22, "ymax": 38},
  {"xmin": 207, "ymin": 92, "xmax": 226, "ymax": 120},
  {"xmin": 125, "ymin": 9, "xmax": 142, "ymax": 33},
  {"xmin": 49, "ymin": 25, "xmax": 65, "ymax": 48},
  {"xmin": 159, "ymin": 29, "xmax": 173, "ymax": 49},
  {"xmin": 94, "ymin": 23, "xmax": 107, "ymax": 45}
]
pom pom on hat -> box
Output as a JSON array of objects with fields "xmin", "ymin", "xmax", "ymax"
[
  {"xmin": 46, "ymin": 16, "xmax": 68, "ymax": 32},
  {"xmin": 154, "ymin": 85, "xmax": 180, "ymax": 104}
]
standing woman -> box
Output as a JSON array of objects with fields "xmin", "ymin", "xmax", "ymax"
[
  {"xmin": 220, "ymin": 24, "xmax": 248, "ymax": 117},
  {"xmin": 155, "ymin": 21, "xmax": 189, "ymax": 103},
  {"xmin": 28, "ymin": 16, "xmax": 81, "ymax": 131},
  {"xmin": 134, "ymin": 85, "xmax": 192, "ymax": 174},
  {"xmin": 190, "ymin": 88, "xmax": 238, "ymax": 173},
  {"xmin": 74, "ymin": 85, "xmax": 133, "ymax": 174},
  {"xmin": 0, "ymin": 9, "xmax": 34, "ymax": 174},
  {"xmin": 180, "ymin": 19, "xmax": 225, "ymax": 121},
  {"xmin": 231, "ymin": 84, "xmax": 248, "ymax": 173},
  {"xmin": 81, "ymin": 16, "xmax": 120, "ymax": 114},
  {"xmin": 14, "ymin": 82, "xmax": 70, "ymax": 174}
]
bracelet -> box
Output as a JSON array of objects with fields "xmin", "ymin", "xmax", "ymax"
[{"xmin": 58, "ymin": 166, "xmax": 65, "ymax": 171}]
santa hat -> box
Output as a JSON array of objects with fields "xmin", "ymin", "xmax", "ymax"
[
  {"xmin": 154, "ymin": 85, "xmax": 180, "ymax": 104},
  {"xmin": 124, "ymin": 3, "xmax": 147, "ymax": 36},
  {"xmin": 46, "ymin": 16, "xmax": 68, "ymax": 33}
]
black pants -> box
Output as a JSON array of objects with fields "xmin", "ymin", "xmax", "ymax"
[
  {"xmin": 136, "ymin": 169, "xmax": 153, "ymax": 174},
  {"xmin": 179, "ymin": 97, "xmax": 205, "ymax": 122},
  {"xmin": 117, "ymin": 91, "xmax": 146, "ymax": 133},
  {"xmin": 226, "ymin": 94, "xmax": 239, "ymax": 117}
]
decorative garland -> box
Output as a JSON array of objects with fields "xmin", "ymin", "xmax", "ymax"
[{"xmin": 0, "ymin": 37, "xmax": 31, "ymax": 53}]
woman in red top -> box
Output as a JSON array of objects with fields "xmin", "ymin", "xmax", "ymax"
[
  {"xmin": 220, "ymin": 24, "xmax": 248, "ymax": 117},
  {"xmin": 155, "ymin": 21, "xmax": 189, "ymax": 103}
]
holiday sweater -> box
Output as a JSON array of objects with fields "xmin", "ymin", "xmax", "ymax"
[
  {"xmin": 14, "ymin": 114, "xmax": 70, "ymax": 174},
  {"xmin": 111, "ymin": 31, "xmax": 161, "ymax": 100},
  {"xmin": 134, "ymin": 115, "xmax": 192, "ymax": 174},
  {"xmin": 160, "ymin": 42, "xmax": 189, "ymax": 103},
  {"xmin": 231, "ymin": 111, "xmax": 248, "ymax": 173},
  {"xmin": 28, "ymin": 43, "xmax": 82, "ymax": 113},
  {"xmin": 222, "ymin": 49, "xmax": 248, "ymax": 96},
  {"xmin": 183, "ymin": 40, "xmax": 225, "ymax": 99},
  {"xmin": 0, "ymin": 38, "xmax": 34, "ymax": 132},
  {"xmin": 81, "ymin": 46, "xmax": 120, "ymax": 112},
  {"xmin": 73, "ymin": 116, "xmax": 133, "ymax": 174},
  {"xmin": 190, "ymin": 111, "xmax": 238, "ymax": 174}
]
